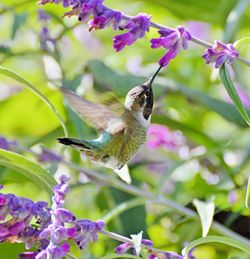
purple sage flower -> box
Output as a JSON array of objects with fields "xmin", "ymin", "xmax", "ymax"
[
  {"xmin": 38, "ymin": 9, "xmax": 50, "ymax": 22},
  {"xmin": 115, "ymin": 238, "xmax": 153, "ymax": 256},
  {"xmin": 113, "ymin": 13, "xmax": 151, "ymax": 51},
  {"xmin": 38, "ymin": 148, "xmax": 62, "ymax": 163},
  {"xmin": 0, "ymin": 136, "xmax": 18, "ymax": 150},
  {"xmin": 147, "ymin": 124, "xmax": 177, "ymax": 150},
  {"xmin": 151, "ymin": 26, "xmax": 191, "ymax": 66},
  {"xmin": 88, "ymin": 9, "xmax": 122, "ymax": 31},
  {"xmin": 0, "ymin": 175, "xmax": 105, "ymax": 258},
  {"xmin": 202, "ymin": 41, "xmax": 238, "ymax": 68}
]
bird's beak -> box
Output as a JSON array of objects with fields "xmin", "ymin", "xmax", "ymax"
[{"xmin": 144, "ymin": 65, "xmax": 163, "ymax": 88}]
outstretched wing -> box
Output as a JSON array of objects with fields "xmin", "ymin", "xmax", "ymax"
[{"xmin": 61, "ymin": 87, "xmax": 127, "ymax": 133}]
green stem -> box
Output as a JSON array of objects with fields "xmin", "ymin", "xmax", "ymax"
[
  {"xmin": 101, "ymin": 197, "xmax": 146, "ymax": 223},
  {"xmin": 64, "ymin": 161, "xmax": 250, "ymax": 247}
]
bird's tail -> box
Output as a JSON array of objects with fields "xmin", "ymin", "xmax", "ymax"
[{"xmin": 58, "ymin": 137, "xmax": 93, "ymax": 150}]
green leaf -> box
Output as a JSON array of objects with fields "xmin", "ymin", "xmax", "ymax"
[
  {"xmin": 152, "ymin": 115, "xmax": 219, "ymax": 149},
  {"xmin": 234, "ymin": 37, "xmax": 250, "ymax": 49},
  {"xmin": 89, "ymin": 60, "xmax": 249, "ymax": 128},
  {"xmin": 245, "ymin": 176, "xmax": 250, "ymax": 208},
  {"xmin": 193, "ymin": 198, "xmax": 215, "ymax": 237},
  {"xmin": 0, "ymin": 66, "xmax": 68, "ymax": 136},
  {"xmin": 11, "ymin": 12, "xmax": 28, "ymax": 39},
  {"xmin": 0, "ymin": 149, "xmax": 56, "ymax": 195},
  {"xmin": 182, "ymin": 235, "xmax": 250, "ymax": 257},
  {"xmin": 224, "ymin": 0, "xmax": 250, "ymax": 42},
  {"xmin": 177, "ymin": 84, "xmax": 248, "ymax": 127},
  {"xmin": 101, "ymin": 197, "xmax": 146, "ymax": 223},
  {"xmin": 219, "ymin": 64, "xmax": 250, "ymax": 126}
]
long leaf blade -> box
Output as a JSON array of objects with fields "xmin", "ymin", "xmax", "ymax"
[
  {"xmin": 0, "ymin": 66, "xmax": 68, "ymax": 136},
  {"xmin": 182, "ymin": 235, "xmax": 250, "ymax": 256},
  {"xmin": 219, "ymin": 64, "xmax": 250, "ymax": 126},
  {"xmin": 0, "ymin": 149, "xmax": 56, "ymax": 195}
]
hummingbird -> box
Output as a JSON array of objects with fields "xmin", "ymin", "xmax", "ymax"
[{"xmin": 58, "ymin": 65, "xmax": 163, "ymax": 180}]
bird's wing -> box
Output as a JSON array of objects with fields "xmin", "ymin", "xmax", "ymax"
[{"xmin": 61, "ymin": 87, "xmax": 128, "ymax": 134}]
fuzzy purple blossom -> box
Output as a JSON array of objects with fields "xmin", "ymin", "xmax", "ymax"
[
  {"xmin": 113, "ymin": 13, "xmax": 151, "ymax": 51},
  {"xmin": 151, "ymin": 26, "xmax": 191, "ymax": 66},
  {"xmin": 0, "ymin": 175, "xmax": 105, "ymax": 258},
  {"xmin": 202, "ymin": 41, "xmax": 238, "ymax": 68}
]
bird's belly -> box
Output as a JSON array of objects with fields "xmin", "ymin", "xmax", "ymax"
[
  {"xmin": 107, "ymin": 128, "xmax": 147, "ymax": 168},
  {"xmin": 87, "ymin": 128, "xmax": 147, "ymax": 170}
]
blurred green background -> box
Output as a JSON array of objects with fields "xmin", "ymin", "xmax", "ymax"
[{"xmin": 0, "ymin": 0, "xmax": 250, "ymax": 258}]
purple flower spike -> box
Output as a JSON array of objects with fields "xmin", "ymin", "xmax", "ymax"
[
  {"xmin": 113, "ymin": 13, "xmax": 151, "ymax": 51},
  {"xmin": 151, "ymin": 26, "xmax": 191, "ymax": 67},
  {"xmin": 202, "ymin": 41, "xmax": 238, "ymax": 68},
  {"xmin": 0, "ymin": 175, "xmax": 105, "ymax": 258}
]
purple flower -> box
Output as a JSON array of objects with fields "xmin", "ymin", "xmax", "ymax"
[
  {"xmin": 0, "ymin": 175, "xmax": 105, "ymax": 258},
  {"xmin": 78, "ymin": 0, "xmax": 105, "ymax": 22},
  {"xmin": 38, "ymin": 148, "xmax": 62, "ymax": 163},
  {"xmin": 19, "ymin": 252, "xmax": 38, "ymax": 259},
  {"xmin": 151, "ymin": 26, "xmax": 191, "ymax": 66},
  {"xmin": 147, "ymin": 124, "xmax": 177, "ymax": 150},
  {"xmin": 0, "ymin": 186, "xmax": 50, "ymax": 251},
  {"xmin": 202, "ymin": 41, "xmax": 238, "ymax": 68},
  {"xmin": 36, "ymin": 175, "xmax": 105, "ymax": 258},
  {"xmin": 115, "ymin": 242, "xmax": 132, "ymax": 255},
  {"xmin": 228, "ymin": 190, "xmax": 238, "ymax": 205},
  {"xmin": 38, "ymin": 10, "xmax": 50, "ymax": 22},
  {"xmin": 0, "ymin": 136, "xmax": 18, "ymax": 150},
  {"xmin": 115, "ymin": 238, "xmax": 153, "ymax": 255},
  {"xmin": 113, "ymin": 13, "xmax": 151, "ymax": 51},
  {"xmin": 69, "ymin": 220, "xmax": 105, "ymax": 250},
  {"xmin": 88, "ymin": 9, "xmax": 122, "ymax": 31}
]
